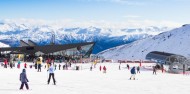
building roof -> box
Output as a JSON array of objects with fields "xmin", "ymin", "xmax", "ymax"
[
  {"xmin": 146, "ymin": 51, "xmax": 185, "ymax": 62},
  {"xmin": 0, "ymin": 42, "xmax": 95, "ymax": 55},
  {"xmin": 28, "ymin": 40, "xmax": 37, "ymax": 46},
  {"xmin": 20, "ymin": 40, "xmax": 30, "ymax": 47}
]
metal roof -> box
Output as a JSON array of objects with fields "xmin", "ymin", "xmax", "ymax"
[
  {"xmin": 20, "ymin": 40, "xmax": 30, "ymax": 47},
  {"xmin": 28, "ymin": 40, "xmax": 37, "ymax": 46},
  {"xmin": 0, "ymin": 42, "xmax": 95, "ymax": 55},
  {"xmin": 146, "ymin": 51, "xmax": 185, "ymax": 62}
]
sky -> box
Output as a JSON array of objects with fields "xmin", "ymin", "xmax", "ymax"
[{"xmin": 0, "ymin": 0, "xmax": 189, "ymax": 28}]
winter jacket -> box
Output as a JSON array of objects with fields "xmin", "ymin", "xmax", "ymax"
[
  {"xmin": 48, "ymin": 65, "xmax": 55, "ymax": 73},
  {"xmin": 37, "ymin": 57, "xmax": 43, "ymax": 64},
  {"xmin": 103, "ymin": 66, "xmax": 106, "ymax": 70},
  {"xmin": 20, "ymin": 69, "xmax": 29, "ymax": 82},
  {"xmin": 130, "ymin": 67, "xmax": 136, "ymax": 74}
]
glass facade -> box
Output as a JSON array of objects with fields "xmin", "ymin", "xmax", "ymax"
[{"xmin": 47, "ymin": 44, "xmax": 94, "ymax": 57}]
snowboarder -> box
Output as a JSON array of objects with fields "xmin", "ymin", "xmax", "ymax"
[
  {"xmin": 19, "ymin": 69, "xmax": 29, "ymax": 90},
  {"xmin": 129, "ymin": 66, "xmax": 136, "ymax": 80},
  {"xmin": 137, "ymin": 66, "xmax": 140, "ymax": 73},
  {"xmin": 47, "ymin": 63, "xmax": 56, "ymax": 85},
  {"xmin": 103, "ymin": 66, "xmax": 107, "ymax": 73}
]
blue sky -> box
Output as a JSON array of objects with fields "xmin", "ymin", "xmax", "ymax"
[{"xmin": 0, "ymin": 0, "xmax": 189, "ymax": 27}]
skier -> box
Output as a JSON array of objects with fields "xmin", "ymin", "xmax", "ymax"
[
  {"xmin": 129, "ymin": 66, "xmax": 136, "ymax": 80},
  {"xmin": 63, "ymin": 65, "xmax": 65, "ymax": 70},
  {"xmin": 17, "ymin": 60, "xmax": 21, "ymax": 69},
  {"xmin": 161, "ymin": 64, "xmax": 165, "ymax": 73},
  {"xmin": 4, "ymin": 58, "xmax": 8, "ymax": 68},
  {"xmin": 19, "ymin": 69, "xmax": 29, "ymax": 90},
  {"xmin": 47, "ymin": 58, "xmax": 51, "ymax": 69},
  {"xmin": 103, "ymin": 66, "xmax": 107, "ymax": 73},
  {"xmin": 37, "ymin": 55, "xmax": 43, "ymax": 72},
  {"xmin": 137, "ymin": 66, "xmax": 140, "ymax": 73},
  {"xmin": 59, "ymin": 64, "xmax": 61, "ymax": 70},
  {"xmin": 54, "ymin": 64, "xmax": 57, "ymax": 70},
  {"xmin": 183, "ymin": 64, "xmax": 185, "ymax": 75},
  {"xmin": 127, "ymin": 64, "xmax": 130, "ymax": 70},
  {"xmin": 119, "ymin": 63, "xmax": 121, "ymax": 70},
  {"xmin": 10, "ymin": 58, "xmax": 13, "ymax": 69},
  {"xmin": 34, "ymin": 61, "xmax": 37, "ymax": 69},
  {"xmin": 153, "ymin": 66, "xmax": 157, "ymax": 75},
  {"xmin": 90, "ymin": 66, "xmax": 93, "ymax": 71},
  {"xmin": 44, "ymin": 65, "xmax": 46, "ymax": 69},
  {"xmin": 99, "ymin": 65, "xmax": 102, "ymax": 71},
  {"xmin": 47, "ymin": 63, "xmax": 56, "ymax": 85},
  {"xmin": 24, "ymin": 63, "xmax": 27, "ymax": 68}
]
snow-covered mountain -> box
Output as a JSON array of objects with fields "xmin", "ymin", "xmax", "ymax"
[
  {"xmin": 98, "ymin": 24, "xmax": 190, "ymax": 60},
  {"xmin": 0, "ymin": 21, "xmax": 170, "ymax": 53},
  {"xmin": 0, "ymin": 42, "xmax": 9, "ymax": 47}
]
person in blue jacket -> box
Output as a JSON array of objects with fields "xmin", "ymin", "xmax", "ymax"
[
  {"xmin": 19, "ymin": 69, "xmax": 29, "ymax": 90},
  {"xmin": 47, "ymin": 63, "xmax": 56, "ymax": 85},
  {"xmin": 129, "ymin": 66, "xmax": 136, "ymax": 80}
]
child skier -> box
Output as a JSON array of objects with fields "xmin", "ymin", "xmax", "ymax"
[{"xmin": 19, "ymin": 69, "xmax": 29, "ymax": 90}]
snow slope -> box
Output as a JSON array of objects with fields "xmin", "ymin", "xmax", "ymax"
[
  {"xmin": 98, "ymin": 24, "xmax": 190, "ymax": 60},
  {"xmin": 0, "ymin": 62, "xmax": 190, "ymax": 94}
]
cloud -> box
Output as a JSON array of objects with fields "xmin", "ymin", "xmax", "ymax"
[
  {"xmin": 123, "ymin": 15, "xmax": 141, "ymax": 18},
  {"xmin": 1, "ymin": 18, "xmax": 183, "ymax": 29}
]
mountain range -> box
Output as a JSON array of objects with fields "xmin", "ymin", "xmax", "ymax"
[
  {"xmin": 97, "ymin": 24, "xmax": 190, "ymax": 60},
  {"xmin": 0, "ymin": 21, "xmax": 170, "ymax": 53}
]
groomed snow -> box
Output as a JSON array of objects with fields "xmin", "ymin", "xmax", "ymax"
[{"xmin": 0, "ymin": 62, "xmax": 190, "ymax": 94}]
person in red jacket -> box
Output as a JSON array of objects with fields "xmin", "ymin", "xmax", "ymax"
[
  {"xmin": 24, "ymin": 63, "xmax": 27, "ymax": 68},
  {"xmin": 99, "ymin": 65, "xmax": 102, "ymax": 71},
  {"xmin": 4, "ymin": 58, "xmax": 8, "ymax": 68},
  {"xmin": 103, "ymin": 66, "xmax": 106, "ymax": 73}
]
